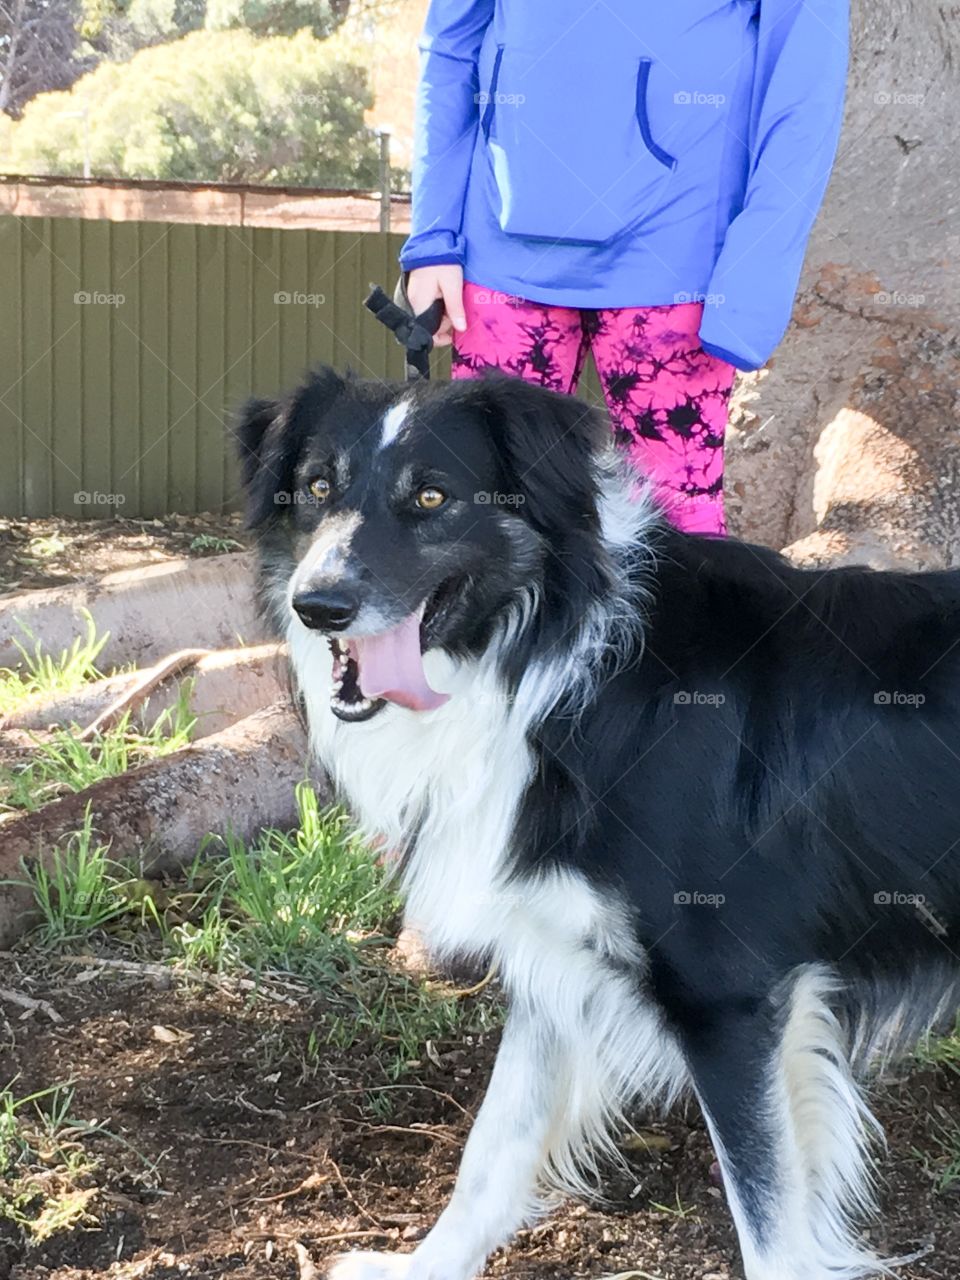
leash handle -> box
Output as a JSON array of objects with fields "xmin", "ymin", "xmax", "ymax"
[{"xmin": 364, "ymin": 284, "xmax": 444, "ymax": 382}]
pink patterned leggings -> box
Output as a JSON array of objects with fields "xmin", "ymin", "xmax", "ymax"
[{"xmin": 451, "ymin": 282, "xmax": 736, "ymax": 535}]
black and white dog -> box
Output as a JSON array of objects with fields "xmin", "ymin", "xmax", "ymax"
[{"xmin": 235, "ymin": 367, "xmax": 960, "ymax": 1280}]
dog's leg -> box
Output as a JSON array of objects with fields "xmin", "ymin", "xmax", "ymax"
[
  {"xmin": 328, "ymin": 1004, "xmax": 563, "ymax": 1280},
  {"xmin": 677, "ymin": 968, "xmax": 880, "ymax": 1280}
]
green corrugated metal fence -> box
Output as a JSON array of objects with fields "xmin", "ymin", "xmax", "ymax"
[{"xmin": 0, "ymin": 217, "xmax": 433, "ymax": 517}]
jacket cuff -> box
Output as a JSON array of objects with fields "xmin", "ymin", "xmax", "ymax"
[
  {"xmin": 399, "ymin": 230, "xmax": 466, "ymax": 270},
  {"xmin": 699, "ymin": 338, "xmax": 762, "ymax": 373}
]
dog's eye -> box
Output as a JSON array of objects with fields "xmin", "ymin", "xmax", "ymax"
[
  {"xmin": 416, "ymin": 486, "xmax": 447, "ymax": 511},
  {"xmin": 308, "ymin": 477, "xmax": 331, "ymax": 504}
]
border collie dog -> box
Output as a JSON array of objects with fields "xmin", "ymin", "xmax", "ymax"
[{"xmin": 235, "ymin": 367, "xmax": 960, "ymax": 1280}]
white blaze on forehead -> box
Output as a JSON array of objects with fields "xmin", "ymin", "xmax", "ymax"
[
  {"xmin": 290, "ymin": 510, "xmax": 361, "ymax": 594},
  {"xmin": 379, "ymin": 398, "xmax": 411, "ymax": 450}
]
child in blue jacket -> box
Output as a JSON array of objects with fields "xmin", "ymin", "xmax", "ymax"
[{"xmin": 401, "ymin": 0, "xmax": 849, "ymax": 533}]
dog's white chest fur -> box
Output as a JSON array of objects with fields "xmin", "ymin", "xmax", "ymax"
[{"xmin": 286, "ymin": 624, "xmax": 621, "ymax": 972}]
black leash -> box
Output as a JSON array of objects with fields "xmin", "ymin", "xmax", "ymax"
[{"xmin": 364, "ymin": 284, "xmax": 444, "ymax": 382}]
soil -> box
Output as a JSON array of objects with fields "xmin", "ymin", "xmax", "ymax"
[
  {"xmin": 1, "ymin": 952, "xmax": 958, "ymax": 1280},
  {"xmin": 0, "ymin": 515, "xmax": 247, "ymax": 596}
]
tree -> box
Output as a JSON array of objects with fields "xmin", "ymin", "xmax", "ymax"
[
  {"xmin": 726, "ymin": 0, "xmax": 960, "ymax": 570},
  {"xmin": 79, "ymin": 0, "xmax": 348, "ymax": 61},
  {"xmin": 0, "ymin": 0, "xmax": 93, "ymax": 116},
  {"xmin": 205, "ymin": 0, "xmax": 349, "ymax": 40},
  {"xmin": 0, "ymin": 27, "xmax": 381, "ymax": 185}
]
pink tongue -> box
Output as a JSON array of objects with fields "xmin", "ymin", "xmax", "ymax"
[{"xmin": 350, "ymin": 612, "xmax": 449, "ymax": 711}]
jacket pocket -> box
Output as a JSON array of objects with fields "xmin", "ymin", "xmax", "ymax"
[
  {"xmin": 480, "ymin": 45, "xmax": 504, "ymax": 141},
  {"xmin": 635, "ymin": 59, "xmax": 677, "ymax": 169},
  {"xmin": 482, "ymin": 49, "xmax": 678, "ymax": 247}
]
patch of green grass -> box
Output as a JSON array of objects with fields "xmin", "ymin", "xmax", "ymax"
[
  {"xmin": 189, "ymin": 533, "xmax": 243, "ymax": 555},
  {"xmin": 0, "ymin": 610, "xmax": 107, "ymax": 718},
  {"xmin": 649, "ymin": 1190, "xmax": 701, "ymax": 1222},
  {"xmin": 172, "ymin": 785, "xmax": 499, "ymax": 1078},
  {"xmin": 0, "ymin": 684, "xmax": 196, "ymax": 812},
  {"xmin": 25, "ymin": 535, "xmax": 67, "ymax": 560},
  {"xmin": 14, "ymin": 781, "xmax": 500, "ymax": 1083},
  {"xmin": 912, "ymin": 1105, "xmax": 960, "ymax": 1194},
  {"xmin": 917, "ymin": 1022, "xmax": 960, "ymax": 1075},
  {"xmin": 913, "ymin": 1024, "xmax": 960, "ymax": 1193},
  {"xmin": 168, "ymin": 782, "xmax": 396, "ymax": 979},
  {"xmin": 9, "ymin": 812, "xmax": 135, "ymax": 948},
  {"xmin": 324, "ymin": 962, "xmax": 499, "ymax": 1081},
  {"xmin": 0, "ymin": 1082, "xmax": 100, "ymax": 1243}
]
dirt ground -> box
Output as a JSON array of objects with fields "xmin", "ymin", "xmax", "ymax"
[
  {"xmin": 1, "ymin": 949, "xmax": 959, "ymax": 1280},
  {"xmin": 2, "ymin": 516, "xmax": 959, "ymax": 1278},
  {"xmin": 0, "ymin": 514, "xmax": 247, "ymax": 596}
]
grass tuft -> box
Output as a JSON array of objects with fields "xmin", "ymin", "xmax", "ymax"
[
  {"xmin": 0, "ymin": 610, "xmax": 107, "ymax": 718},
  {"xmin": 9, "ymin": 811, "xmax": 132, "ymax": 948},
  {"xmin": 0, "ymin": 1082, "xmax": 100, "ymax": 1243},
  {"xmin": 0, "ymin": 683, "xmax": 196, "ymax": 813}
]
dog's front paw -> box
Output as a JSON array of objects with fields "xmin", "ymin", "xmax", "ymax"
[{"xmin": 326, "ymin": 1251, "xmax": 415, "ymax": 1280}]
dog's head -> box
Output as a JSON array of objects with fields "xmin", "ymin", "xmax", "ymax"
[{"xmin": 233, "ymin": 367, "xmax": 610, "ymax": 721}]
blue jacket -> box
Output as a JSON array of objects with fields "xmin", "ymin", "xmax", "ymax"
[{"xmin": 398, "ymin": 0, "xmax": 849, "ymax": 371}]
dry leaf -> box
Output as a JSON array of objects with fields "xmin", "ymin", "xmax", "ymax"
[
  {"xmin": 152, "ymin": 1024, "xmax": 189, "ymax": 1044},
  {"xmin": 620, "ymin": 1129, "xmax": 672, "ymax": 1152}
]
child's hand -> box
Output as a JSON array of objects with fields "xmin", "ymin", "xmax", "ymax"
[{"xmin": 407, "ymin": 265, "xmax": 467, "ymax": 347}]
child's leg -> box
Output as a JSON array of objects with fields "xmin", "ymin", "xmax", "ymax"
[
  {"xmin": 452, "ymin": 282, "xmax": 588, "ymax": 394},
  {"xmin": 588, "ymin": 303, "xmax": 736, "ymax": 535}
]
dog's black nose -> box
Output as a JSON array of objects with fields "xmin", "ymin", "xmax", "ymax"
[{"xmin": 292, "ymin": 588, "xmax": 359, "ymax": 632}]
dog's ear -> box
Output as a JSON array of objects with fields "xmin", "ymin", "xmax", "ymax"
[
  {"xmin": 231, "ymin": 366, "xmax": 345, "ymax": 527},
  {"xmin": 480, "ymin": 374, "xmax": 607, "ymax": 537},
  {"xmin": 233, "ymin": 397, "xmax": 281, "ymax": 487}
]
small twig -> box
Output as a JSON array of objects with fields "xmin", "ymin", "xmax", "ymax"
[
  {"xmin": 0, "ymin": 985, "xmax": 63, "ymax": 1022},
  {"xmin": 236, "ymin": 1090, "xmax": 285, "ymax": 1120},
  {"xmin": 60, "ymin": 954, "xmax": 174, "ymax": 980},
  {"xmin": 241, "ymin": 1229, "xmax": 392, "ymax": 1245},
  {"xmin": 325, "ymin": 1153, "xmax": 384, "ymax": 1229},
  {"xmin": 250, "ymin": 1172, "xmax": 329, "ymax": 1205},
  {"xmin": 452, "ymin": 959, "xmax": 499, "ymax": 998},
  {"xmin": 336, "ymin": 1117, "xmax": 460, "ymax": 1146},
  {"xmin": 303, "ymin": 1082, "xmax": 473, "ymax": 1120},
  {"xmin": 57, "ymin": 953, "xmax": 292, "ymax": 1003},
  {"xmin": 887, "ymin": 1241, "xmax": 935, "ymax": 1267},
  {"xmin": 598, "ymin": 1271, "xmax": 667, "ymax": 1280},
  {"xmin": 78, "ymin": 648, "xmax": 209, "ymax": 740}
]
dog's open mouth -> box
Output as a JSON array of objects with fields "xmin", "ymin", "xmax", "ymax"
[
  {"xmin": 326, "ymin": 582, "xmax": 460, "ymax": 723},
  {"xmin": 327, "ymin": 637, "xmax": 385, "ymax": 722}
]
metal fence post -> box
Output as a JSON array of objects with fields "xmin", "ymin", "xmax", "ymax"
[{"xmin": 378, "ymin": 131, "xmax": 391, "ymax": 234}]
